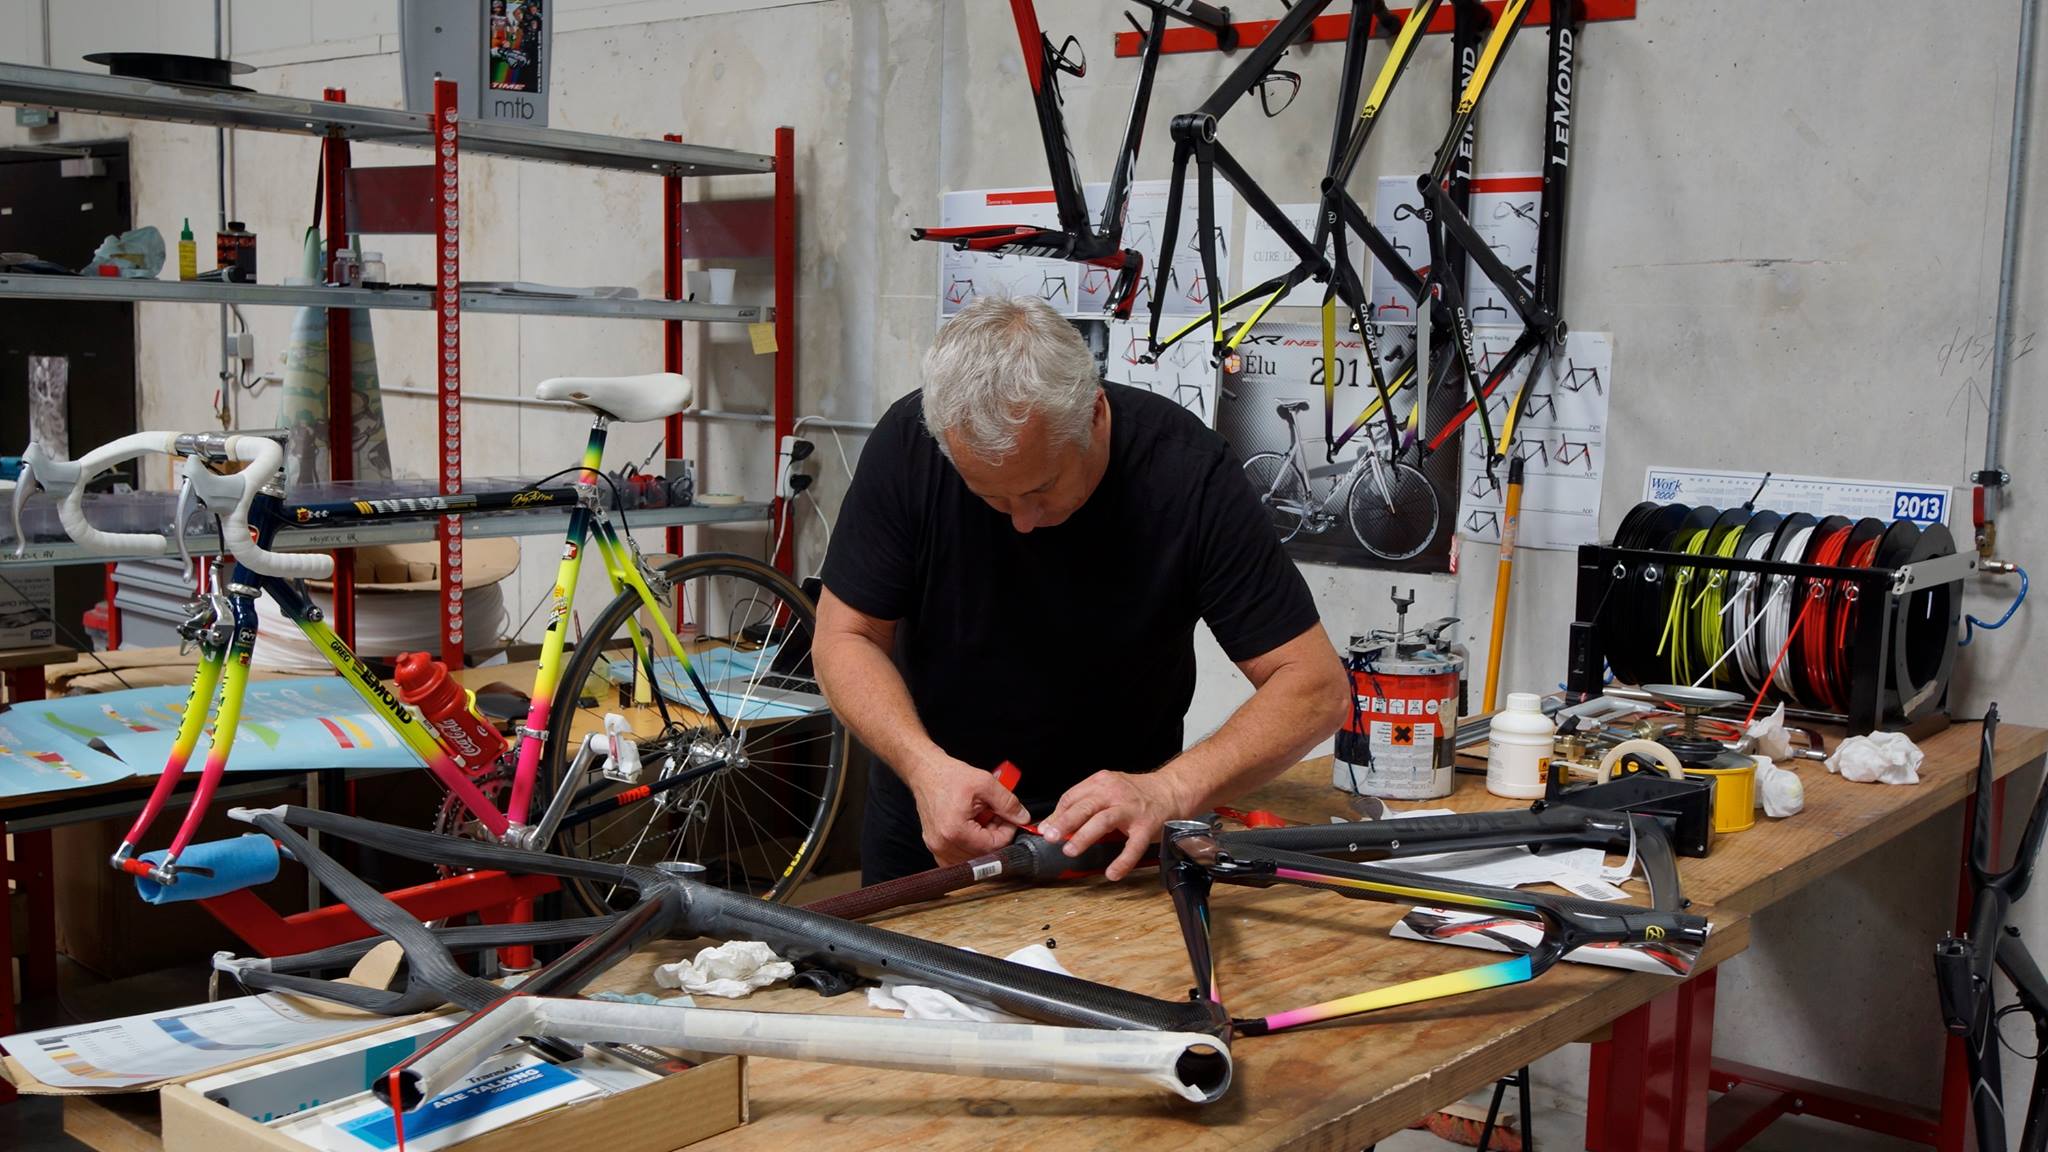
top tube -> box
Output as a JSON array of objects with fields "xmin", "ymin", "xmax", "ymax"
[{"xmin": 274, "ymin": 485, "xmax": 583, "ymax": 530}]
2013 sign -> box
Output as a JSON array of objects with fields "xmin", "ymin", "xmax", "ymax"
[{"xmin": 1891, "ymin": 491, "xmax": 1948, "ymax": 524}]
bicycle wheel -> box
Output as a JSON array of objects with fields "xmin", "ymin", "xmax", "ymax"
[
  {"xmin": 544, "ymin": 552, "xmax": 846, "ymax": 913},
  {"xmin": 1242, "ymin": 452, "xmax": 1310, "ymax": 543},
  {"xmin": 1346, "ymin": 456, "xmax": 1439, "ymax": 561}
]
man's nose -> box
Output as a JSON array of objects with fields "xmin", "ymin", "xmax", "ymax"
[{"xmin": 1010, "ymin": 501, "xmax": 1041, "ymax": 533}]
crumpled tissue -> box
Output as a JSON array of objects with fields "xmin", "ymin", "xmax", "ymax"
[
  {"xmin": 1827, "ymin": 732, "xmax": 1924, "ymax": 785},
  {"xmin": 1747, "ymin": 704, "xmax": 1794, "ymax": 762},
  {"xmin": 653, "ymin": 940, "xmax": 794, "ymax": 998},
  {"xmin": 867, "ymin": 943, "xmax": 1070, "ymax": 1023},
  {"xmin": 1753, "ymin": 756, "xmax": 1804, "ymax": 817}
]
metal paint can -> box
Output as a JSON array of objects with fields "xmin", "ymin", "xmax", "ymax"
[{"xmin": 1335, "ymin": 637, "xmax": 1464, "ymax": 800}]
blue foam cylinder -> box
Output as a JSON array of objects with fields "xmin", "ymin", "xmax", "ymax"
[{"xmin": 134, "ymin": 833, "xmax": 281, "ymax": 904}]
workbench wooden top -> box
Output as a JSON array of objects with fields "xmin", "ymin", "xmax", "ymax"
[{"xmin": 579, "ymin": 718, "xmax": 2040, "ymax": 1150}]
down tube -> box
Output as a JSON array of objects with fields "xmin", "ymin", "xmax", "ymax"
[{"xmin": 281, "ymin": 591, "xmax": 510, "ymax": 839}]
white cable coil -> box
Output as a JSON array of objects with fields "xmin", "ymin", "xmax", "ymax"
[
  {"xmin": 251, "ymin": 581, "xmax": 505, "ymax": 671},
  {"xmin": 1761, "ymin": 524, "xmax": 1816, "ymax": 697}
]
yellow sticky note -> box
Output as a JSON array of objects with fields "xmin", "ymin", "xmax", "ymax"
[{"xmin": 748, "ymin": 323, "xmax": 778, "ymax": 355}]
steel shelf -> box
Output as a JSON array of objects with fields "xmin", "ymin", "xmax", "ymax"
[
  {"xmin": 2, "ymin": 502, "xmax": 773, "ymax": 571},
  {"xmin": 0, "ymin": 62, "xmax": 774, "ymax": 177},
  {"xmin": 0, "ymin": 273, "xmax": 769, "ymax": 323}
]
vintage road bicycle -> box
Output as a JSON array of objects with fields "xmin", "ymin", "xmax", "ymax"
[{"xmin": 13, "ymin": 372, "xmax": 845, "ymax": 915}]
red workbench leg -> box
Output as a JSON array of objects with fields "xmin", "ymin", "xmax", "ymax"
[{"xmin": 1587, "ymin": 967, "xmax": 1716, "ymax": 1151}]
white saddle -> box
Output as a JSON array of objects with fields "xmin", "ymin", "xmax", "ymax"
[{"xmin": 536, "ymin": 373, "xmax": 693, "ymax": 422}]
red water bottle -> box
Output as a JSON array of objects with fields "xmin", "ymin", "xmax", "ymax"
[{"xmin": 394, "ymin": 652, "xmax": 508, "ymax": 773}]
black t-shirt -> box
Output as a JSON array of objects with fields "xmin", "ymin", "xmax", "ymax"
[{"xmin": 822, "ymin": 382, "xmax": 1320, "ymax": 881}]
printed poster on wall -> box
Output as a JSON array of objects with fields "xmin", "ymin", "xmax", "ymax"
[
  {"xmin": 936, "ymin": 180, "xmax": 1235, "ymax": 321},
  {"xmin": 1242, "ymin": 203, "xmax": 1365, "ymax": 309},
  {"xmin": 1215, "ymin": 323, "xmax": 1458, "ymax": 573},
  {"xmin": 1640, "ymin": 468, "xmax": 1954, "ymax": 528},
  {"xmin": 1103, "ymin": 320, "xmax": 1218, "ymax": 426},
  {"xmin": 1455, "ymin": 330, "xmax": 1613, "ymax": 551},
  {"xmin": 1369, "ymin": 172, "xmax": 1541, "ymax": 327}
]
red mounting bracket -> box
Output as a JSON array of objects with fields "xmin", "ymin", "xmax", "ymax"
[{"xmin": 1114, "ymin": 0, "xmax": 1635, "ymax": 58}]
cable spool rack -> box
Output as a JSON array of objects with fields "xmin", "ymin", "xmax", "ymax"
[{"xmin": 1565, "ymin": 502, "xmax": 1977, "ymax": 737}]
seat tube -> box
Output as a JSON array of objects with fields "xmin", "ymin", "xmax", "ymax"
[{"xmin": 508, "ymin": 421, "xmax": 608, "ymax": 825}]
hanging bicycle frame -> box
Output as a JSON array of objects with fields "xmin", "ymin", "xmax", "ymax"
[{"xmin": 910, "ymin": 0, "xmax": 1236, "ymax": 319}]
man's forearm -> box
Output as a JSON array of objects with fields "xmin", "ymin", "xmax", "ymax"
[
  {"xmin": 1157, "ymin": 660, "xmax": 1348, "ymax": 814},
  {"xmin": 813, "ymin": 632, "xmax": 942, "ymax": 781}
]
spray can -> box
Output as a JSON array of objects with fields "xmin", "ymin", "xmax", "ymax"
[{"xmin": 1334, "ymin": 589, "xmax": 1465, "ymax": 800}]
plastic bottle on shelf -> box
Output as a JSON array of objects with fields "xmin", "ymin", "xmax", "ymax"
[
  {"xmin": 393, "ymin": 651, "xmax": 509, "ymax": 773},
  {"xmin": 177, "ymin": 219, "xmax": 196, "ymax": 281},
  {"xmin": 1485, "ymin": 692, "xmax": 1554, "ymax": 799}
]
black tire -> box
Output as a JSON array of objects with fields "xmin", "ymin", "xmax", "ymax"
[
  {"xmin": 1346, "ymin": 457, "xmax": 1439, "ymax": 561},
  {"xmin": 545, "ymin": 552, "xmax": 845, "ymax": 913},
  {"xmin": 1243, "ymin": 452, "xmax": 1310, "ymax": 543}
]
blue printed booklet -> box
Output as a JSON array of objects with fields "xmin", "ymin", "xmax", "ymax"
[{"xmin": 272, "ymin": 1047, "xmax": 601, "ymax": 1152}]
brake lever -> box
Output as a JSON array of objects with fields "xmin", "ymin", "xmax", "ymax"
[
  {"xmin": 173, "ymin": 466, "xmax": 199, "ymax": 575},
  {"xmin": 10, "ymin": 453, "xmax": 34, "ymax": 559}
]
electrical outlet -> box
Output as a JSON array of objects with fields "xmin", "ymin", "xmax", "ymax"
[
  {"xmin": 776, "ymin": 435, "xmax": 815, "ymax": 499},
  {"xmin": 225, "ymin": 331, "xmax": 255, "ymax": 363}
]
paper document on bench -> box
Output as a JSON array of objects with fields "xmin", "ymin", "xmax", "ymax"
[{"xmin": 2, "ymin": 992, "xmax": 383, "ymax": 1089}]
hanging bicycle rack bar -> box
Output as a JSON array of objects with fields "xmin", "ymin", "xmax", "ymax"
[{"xmin": 1114, "ymin": 0, "xmax": 1633, "ymax": 58}]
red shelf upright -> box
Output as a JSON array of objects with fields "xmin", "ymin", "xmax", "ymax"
[{"xmin": 432, "ymin": 78, "xmax": 465, "ymax": 670}]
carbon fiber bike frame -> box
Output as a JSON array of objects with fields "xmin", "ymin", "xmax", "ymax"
[
  {"xmin": 1937, "ymin": 705, "xmax": 2048, "ymax": 1152},
  {"xmin": 215, "ymin": 802, "xmax": 1703, "ymax": 1118},
  {"xmin": 909, "ymin": 0, "xmax": 1235, "ymax": 319}
]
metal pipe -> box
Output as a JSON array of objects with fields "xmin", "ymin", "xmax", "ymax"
[{"xmin": 1983, "ymin": 0, "xmax": 2039, "ymax": 549}]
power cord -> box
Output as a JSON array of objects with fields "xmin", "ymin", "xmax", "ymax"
[{"xmin": 1961, "ymin": 566, "xmax": 2030, "ymax": 646}]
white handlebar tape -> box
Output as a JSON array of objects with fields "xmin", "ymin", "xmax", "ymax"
[
  {"xmin": 57, "ymin": 432, "xmax": 180, "ymax": 556},
  {"xmin": 217, "ymin": 436, "xmax": 332, "ymax": 581}
]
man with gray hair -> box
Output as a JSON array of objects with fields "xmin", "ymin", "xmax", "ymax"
[{"xmin": 816, "ymin": 297, "xmax": 1348, "ymax": 884}]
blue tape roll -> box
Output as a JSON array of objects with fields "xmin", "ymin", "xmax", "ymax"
[{"xmin": 134, "ymin": 833, "xmax": 281, "ymax": 904}]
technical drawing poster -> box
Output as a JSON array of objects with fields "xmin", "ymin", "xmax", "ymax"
[
  {"xmin": 1215, "ymin": 323, "xmax": 1456, "ymax": 573},
  {"xmin": 936, "ymin": 187, "xmax": 1078, "ymax": 319},
  {"xmin": 1368, "ymin": 172, "xmax": 1541, "ymax": 327},
  {"xmin": 1455, "ymin": 330, "xmax": 1612, "ymax": 551},
  {"xmin": 1113, "ymin": 179, "xmax": 1234, "ymax": 321},
  {"xmin": 1103, "ymin": 320, "xmax": 1218, "ymax": 426},
  {"xmin": 1241, "ymin": 203, "xmax": 1361, "ymax": 309}
]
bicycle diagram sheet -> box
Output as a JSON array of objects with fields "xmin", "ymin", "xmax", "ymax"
[
  {"xmin": 1103, "ymin": 320, "xmax": 1218, "ymax": 426},
  {"xmin": 1240, "ymin": 202, "xmax": 1367, "ymax": 309},
  {"xmin": 1, "ymin": 992, "xmax": 391, "ymax": 1088},
  {"xmin": 1455, "ymin": 329, "xmax": 1613, "ymax": 551},
  {"xmin": 0, "ymin": 677, "xmax": 422, "ymax": 798},
  {"xmin": 1370, "ymin": 171, "xmax": 1542, "ymax": 324},
  {"xmin": 935, "ymin": 180, "xmax": 1235, "ymax": 320}
]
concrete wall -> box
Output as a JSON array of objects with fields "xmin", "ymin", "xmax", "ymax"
[{"xmin": 3, "ymin": 1, "xmax": 2045, "ymax": 1145}]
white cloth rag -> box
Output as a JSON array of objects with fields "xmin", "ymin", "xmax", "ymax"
[
  {"xmin": 867, "ymin": 943, "xmax": 1071, "ymax": 1023},
  {"xmin": 1753, "ymin": 756, "xmax": 1805, "ymax": 817},
  {"xmin": 1827, "ymin": 732, "xmax": 1924, "ymax": 785},
  {"xmin": 653, "ymin": 940, "xmax": 794, "ymax": 998},
  {"xmin": 1747, "ymin": 704, "xmax": 1794, "ymax": 762}
]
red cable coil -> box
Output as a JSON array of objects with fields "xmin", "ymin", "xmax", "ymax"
[{"xmin": 1798, "ymin": 526, "xmax": 1853, "ymax": 712}]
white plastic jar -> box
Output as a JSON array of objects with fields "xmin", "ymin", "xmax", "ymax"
[{"xmin": 1486, "ymin": 692, "xmax": 1554, "ymax": 799}]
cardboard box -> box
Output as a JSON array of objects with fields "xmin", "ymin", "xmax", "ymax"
[
  {"xmin": 161, "ymin": 1050, "xmax": 746, "ymax": 1152},
  {"xmin": 0, "ymin": 565, "xmax": 55, "ymax": 648}
]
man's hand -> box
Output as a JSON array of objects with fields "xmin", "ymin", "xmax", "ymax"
[
  {"xmin": 902, "ymin": 752, "xmax": 1033, "ymax": 866},
  {"xmin": 1039, "ymin": 770, "xmax": 1192, "ymax": 882}
]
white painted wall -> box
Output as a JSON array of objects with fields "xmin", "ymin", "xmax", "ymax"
[{"xmin": 3, "ymin": 1, "xmax": 2045, "ymax": 1145}]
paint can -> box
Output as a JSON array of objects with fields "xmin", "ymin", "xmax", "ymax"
[{"xmin": 1335, "ymin": 624, "xmax": 1465, "ymax": 800}]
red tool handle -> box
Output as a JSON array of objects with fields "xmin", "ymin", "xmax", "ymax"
[{"xmin": 973, "ymin": 760, "xmax": 1040, "ymax": 834}]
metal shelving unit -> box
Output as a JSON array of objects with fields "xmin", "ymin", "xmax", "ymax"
[
  {"xmin": 2, "ymin": 501, "xmax": 774, "ymax": 570},
  {"xmin": 0, "ymin": 272, "xmax": 768, "ymax": 323},
  {"xmin": 0, "ymin": 62, "xmax": 774, "ymax": 176},
  {"xmin": 0, "ymin": 62, "xmax": 800, "ymax": 665}
]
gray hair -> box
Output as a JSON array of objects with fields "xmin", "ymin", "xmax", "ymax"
[{"xmin": 922, "ymin": 296, "xmax": 1101, "ymax": 463}]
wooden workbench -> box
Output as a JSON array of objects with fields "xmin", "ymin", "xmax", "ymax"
[{"xmin": 43, "ymin": 719, "xmax": 2047, "ymax": 1152}]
